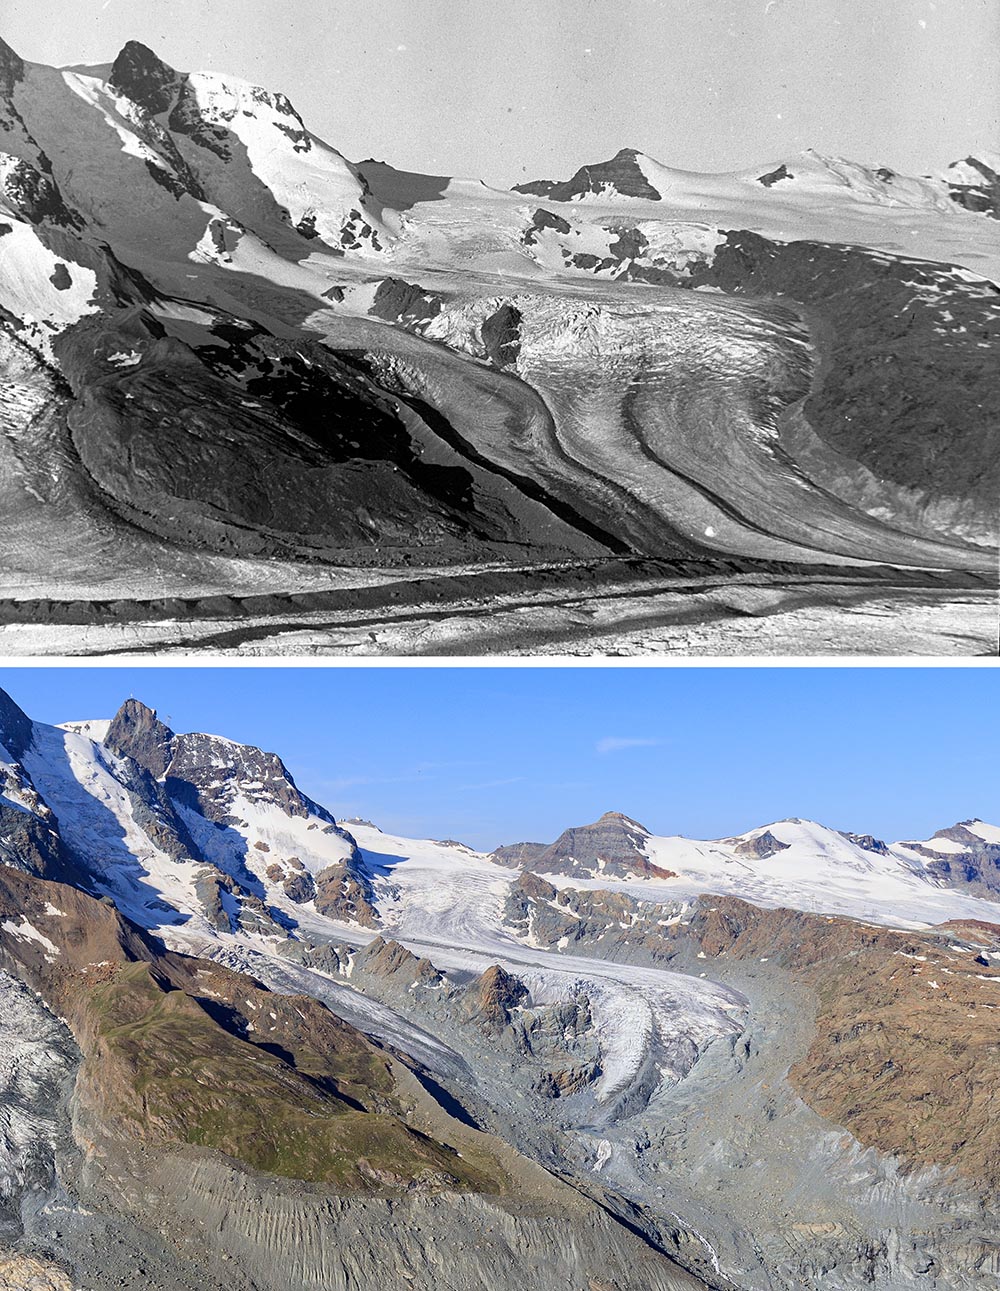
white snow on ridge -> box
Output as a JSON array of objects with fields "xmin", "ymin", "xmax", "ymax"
[
  {"xmin": 20, "ymin": 724, "xmax": 210, "ymax": 934},
  {"xmin": 1, "ymin": 917, "xmax": 59, "ymax": 959},
  {"xmin": 57, "ymin": 720, "xmax": 111, "ymax": 741},
  {"xmin": 176, "ymin": 70, "xmax": 384, "ymax": 253},
  {"xmin": 177, "ymin": 790, "xmax": 356, "ymax": 889},
  {"xmin": 346, "ymin": 825, "xmax": 746, "ymax": 1104},
  {"xmin": 581, "ymin": 818, "xmax": 1000, "ymax": 930},
  {"xmin": 966, "ymin": 820, "xmax": 1000, "ymax": 845}
]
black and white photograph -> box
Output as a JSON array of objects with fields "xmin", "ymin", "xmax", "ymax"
[{"xmin": 0, "ymin": 0, "xmax": 996, "ymax": 655}]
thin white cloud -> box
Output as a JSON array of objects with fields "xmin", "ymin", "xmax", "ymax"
[
  {"xmin": 595, "ymin": 736, "xmax": 662, "ymax": 755},
  {"xmin": 457, "ymin": 776, "xmax": 525, "ymax": 792}
]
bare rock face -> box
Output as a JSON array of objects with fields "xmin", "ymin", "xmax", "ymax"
[
  {"xmin": 0, "ymin": 789, "xmax": 66, "ymax": 881},
  {"xmin": 162, "ymin": 728, "xmax": 331, "ymax": 824},
  {"xmin": 513, "ymin": 148, "xmax": 663, "ymax": 201},
  {"xmin": 490, "ymin": 841, "xmax": 547, "ymax": 869},
  {"xmin": 0, "ymin": 1250, "xmax": 74, "ymax": 1291},
  {"xmin": 0, "ymin": 692, "xmax": 73, "ymax": 882},
  {"xmin": 368, "ymin": 277, "xmax": 442, "ymax": 329},
  {"xmin": 104, "ymin": 698, "xmax": 175, "ymax": 779},
  {"xmin": 840, "ymin": 832, "xmax": 890, "ymax": 855},
  {"xmin": 0, "ymin": 687, "xmax": 33, "ymax": 761},
  {"xmin": 108, "ymin": 41, "xmax": 179, "ymax": 117},
  {"xmin": 464, "ymin": 965, "xmax": 528, "ymax": 1032},
  {"xmin": 314, "ymin": 861, "xmax": 380, "ymax": 927},
  {"xmin": 480, "ymin": 304, "xmax": 522, "ymax": 368},
  {"xmin": 358, "ymin": 936, "xmax": 442, "ymax": 987},
  {"xmin": 497, "ymin": 811, "xmax": 675, "ymax": 880},
  {"xmin": 732, "ymin": 830, "xmax": 790, "ymax": 860},
  {"xmin": 945, "ymin": 155, "xmax": 1000, "ymax": 219},
  {"xmin": 757, "ymin": 163, "xmax": 791, "ymax": 187},
  {"xmin": 904, "ymin": 821, "xmax": 1000, "ymax": 898},
  {"xmin": 0, "ymin": 36, "xmax": 25, "ymax": 97},
  {"xmin": 265, "ymin": 860, "xmax": 316, "ymax": 905}
]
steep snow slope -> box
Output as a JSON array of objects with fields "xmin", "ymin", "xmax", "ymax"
[
  {"xmin": 0, "ymin": 219, "xmax": 99, "ymax": 354},
  {"xmin": 169, "ymin": 67, "xmax": 388, "ymax": 254},
  {"xmin": 20, "ymin": 723, "xmax": 211, "ymax": 931}
]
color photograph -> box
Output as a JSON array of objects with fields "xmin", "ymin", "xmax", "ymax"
[{"xmin": 0, "ymin": 666, "xmax": 998, "ymax": 1290}]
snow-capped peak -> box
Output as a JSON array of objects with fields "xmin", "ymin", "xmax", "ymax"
[{"xmin": 513, "ymin": 144, "xmax": 972, "ymax": 220}]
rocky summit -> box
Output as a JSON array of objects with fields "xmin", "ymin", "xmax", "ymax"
[
  {"xmin": 0, "ymin": 35, "xmax": 996, "ymax": 656},
  {"xmin": 0, "ymin": 681, "xmax": 998, "ymax": 1289}
]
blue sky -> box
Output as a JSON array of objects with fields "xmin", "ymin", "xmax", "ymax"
[
  {"xmin": 3, "ymin": 667, "xmax": 996, "ymax": 849},
  {"xmin": 4, "ymin": 0, "xmax": 997, "ymax": 183}
]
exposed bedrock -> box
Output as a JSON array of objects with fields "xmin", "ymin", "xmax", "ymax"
[
  {"xmin": 692, "ymin": 231, "xmax": 1000, "ymax": 547},
  {"xmin": 512, "ymin": 147, "xmax": 663, "ymax": 201}
]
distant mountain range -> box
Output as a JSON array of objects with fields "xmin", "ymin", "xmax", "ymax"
[
  {"xmin": 512, "ymin": 144, "xmax": 1000, "ymax": 218},
  {"xmin": 0, "ymin": 35, "xmax": 997, "ymax": 657},
  {"xmin": 1, "ymin": 681, "xmax": 1000, "ymax": 1288}
]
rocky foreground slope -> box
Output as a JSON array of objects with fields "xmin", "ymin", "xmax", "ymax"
[
  {"xmin": 0, "ymin": 35, "xmax": 996, "ymax": 655},
  {"xmin": 0, "ymin": 683, "xmax": 999, "ymax": 1287}
]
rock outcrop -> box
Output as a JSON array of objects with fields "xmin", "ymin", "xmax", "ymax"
[
  {"xmin": 463, "ymin": 965, "xmax": 528, "ymax": 1032},
  {"xmin": 732, "ymin": 829, "xmax": 790, "ymax": 859},
  {"xmin": 314, "ymin": 860, "xmax": 380, "ymax": 927},
  {"xmin": 513, "ymin": 148, "xmax": 663, "ymax": 201},
  {"xmin": 493, "ymin": 811, "xmax": 675, "ymax": 880}
]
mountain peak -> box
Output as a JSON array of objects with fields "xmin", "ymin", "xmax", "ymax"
[
  {"xmin": 513, "ymin": 147, "xmax": 662, "ymax": 202},
  {"xmin": 597, "ymin": 810, "xmax": 649, "ymax": 832},
  {"xmin": 0, "ymin": 687, "xmax": 33, "ymax": 761},
  {"xmin": 104, "ymin": 697, "xmax": 176, "ymax": 779},
  {"xmin": 0, "ymin": 34, "xmax": 25, "ymax": 91},
  {"xmin": 109, "ymin": 39, "xmax": 179, "ymax": 115}
]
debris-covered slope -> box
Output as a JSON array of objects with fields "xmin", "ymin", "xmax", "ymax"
[
  {"xmin": 0, "ymin": 33, "xmax": 996, "ymax": 651},
  {"xmin": 3, "ymin": 682, "xmax": 1000, "ymax": 1288}
]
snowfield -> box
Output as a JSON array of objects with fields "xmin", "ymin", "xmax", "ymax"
[
  {"xmin": 549, "ymin": 817, "xmax": 1000, "ymax": 930},
  {"xmin": 0, "ymin": 39, "xmax": 996, "ymax": 656},
  {"xmin": 4, "ymin": 701, "xmax": 1000, "ymax": 1132}
]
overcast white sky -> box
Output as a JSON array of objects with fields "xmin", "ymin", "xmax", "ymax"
[{"xmin": 4, "ymin": 0, "xmax": 997, "ymax": 185}]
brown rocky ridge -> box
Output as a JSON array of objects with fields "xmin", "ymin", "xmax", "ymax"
[{"xmin": 505, "ymin": 875, "xmax": 1000, "ymax": 1193}]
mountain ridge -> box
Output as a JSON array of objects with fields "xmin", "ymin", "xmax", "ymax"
[
  {"xmin": 0, "ymin": 32, "xmax": 996, "ymax": 649},
  {"xmin": 1, "ymin": 680, "xmax": 999, "ymax": 1289}
]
